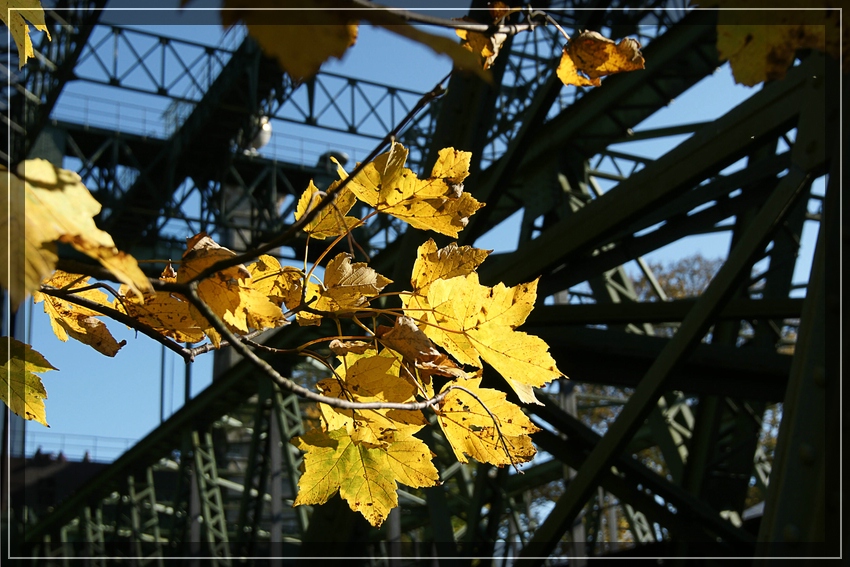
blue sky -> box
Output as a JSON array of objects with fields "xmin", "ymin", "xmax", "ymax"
[{"xmin": 17, "ymin": 5, "xmax": 822, "ymax": 461}]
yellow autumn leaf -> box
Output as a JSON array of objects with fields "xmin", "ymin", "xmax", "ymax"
[
  {"xmin": 33, "ymin": 271, "xmax": 126, "ymax": 357},
  {"xmin": 295, "ymin": 179, "xmax": 360, "ymax": 240},
  {"xmin": 0, "ymin": 0, "xmax": 51, "ymax": 68},
  {"xmin": 221, "ymin": 0, "xmax": 358, "ymax": 80},
  {"xmin": 1, "ymin": 337, "xmax": 55, "ymax": 427},
  {"xmin": 693, "ymin": 1, "xmax": 845, "ymax": 86},
  {"xmin": 423, "ymin": 273, "xmax": 562, "ymax": 405},
  {"xmin": 0, "ymin": 164, "xmax": 29, "ymax": 310},
  {"xmin": 401, "ymin": 238, "xmax": 491, "ymax": 356},
  {"xmin": 10, "ymin": 159, "xmax": 152, "ymax": 301},
  {"xmin": 336, "ymin": 144, "xmax": 483, "ymax": 238},
  {"xmin": 298, "ymin": 253, "xmax": 391, "ymax": 326},
  {"xmin": 436, "ymin": 377, "xmax": 540, "ymax": 467},
  {"xmin": 557, "ymin": 30, "xmax": 644, "ymax": 87},
  {"xmin": 246, "ymin": 255, "xmax": 303, "ymax": 312},
  {"xmin": 292, "ymin": 426, "xmax": 439, "ymax": 527},
  {"xmin": 328, "ymin": 339, "xmax": 373, "ymax": 356},
  {"xmin": 316, "ymin": 351, "xmax": 427, "ymax": 444},
  {"xmin": 455, "ymin": 14, "xmax": 509, "ymax": 70},
  {"xmin": 114, "ymin": 288, "xmax": 205, "ymax": 344},
  {"xmin": 176, "ymin": 233, "xmax": 284, "ymax": 347}
]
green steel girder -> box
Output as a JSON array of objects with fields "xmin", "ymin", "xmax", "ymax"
[
  {"xmin": 480, "ymin": 54, "xmax": 812, "ymax": 289},
  {"xmin": 101, "ymin": 35, "xmax": 285, "ymax": 248},
  {"xmin": 191, "ymin": 430, "xmax": 231, "ymax": 564},
  {"xmin": 234, "ymin": 386, "xmax": 274, "ymax": 554},
  {"xmin": 530, "ymin": 326, "xmax": 792, "ymax": 401},
  {"xmin": 755, "ymin": 72, "xmax": 840, "ymax": 557},
  {"xmin": 126, "ymin": 467, "xmax": 165, "ymax": 566},
  {"xmin": 527, "ymin": 396, "xmax": 753, "ymax": 546},
  {"xmin": 515, "ymin": 55, "xmax": 827, "ymax": 562},
  {"xmin": 461, "ymin": 9, "xmax": 720, "ymax": 244}
]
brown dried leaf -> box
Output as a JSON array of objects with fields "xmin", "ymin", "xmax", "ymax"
[{"xmin": 557, "ymin": 31, "xmax": 644, "ymax": 87}]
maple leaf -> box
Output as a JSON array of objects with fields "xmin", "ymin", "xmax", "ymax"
[
  {"xmin": 292, "ymin": 426, "xmax": 439, "ymax": 527},
  {"xmin": 436, "ymin": 377, "xmax": 540, "ymax": 467},
  {"xmin": 114, "ymin": 265, "xmax": 205, "ymax": 344},
  {"xmin": 294, "ymin": 179, "xmax": 360, "ymax": 240},
  {"xmin": 33, "ymin": 271, "xmax": 126, "ymax": 357},
  {"xmin": 376, "ymin": 315, "xmax": 440, "ymax": 364},
  {"xmin": 0, "ymin": 160, "xmax": 152, "ymax": 306},
  {"xmin": 1, "ymin": 337, "xmax": 55, "ymax": 427},
  {"xmin": 246, "ymin": 255, "xmax": 303, "ymax": 312},
  {"xmin": 177, "ymin": 233, "xmax": 284, "ymax": 347},
  {"xmin": 336, "ymin": 143, "xmax": 483, "ymax": 238},
  {"xmin": 410, "ymin": 238, "xmax": 491, "ymax": 293},
  {"xmin": 692, "ymin": 1, "xmax": 845, "ymax": 86},
  {"xmin": 557, "ymin": 31, "xmax": 644, "ymax": 87},
  {"xmin": 456, "ymin": 19, "xmax": 508, "ymax": 71},
  {"xmin": 316, "ymin": 351, "xmax": 427, "ymax": 444},
  {"xmin": 455, "ymin": 3, "xmax": 514, "ymax": 71},
  {"xmin": 298, "ymin": 253, "xmax": 391, "ymax": 326},
  {"xmin": 402, "ymin": 238, "xmax": 490, "ymax": 351},
  {"xmin": 423, "ymin": 273, "xmax": 562, "ymax": 405},
  {"xmin": 0, "ymin": 0, "xmax": 51, "ymax": 68},
  {"xmin": 221, "ymin": 0, "xmax": 358, "ymax": 81}
]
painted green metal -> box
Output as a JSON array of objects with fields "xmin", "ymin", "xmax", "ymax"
[
  {"xmin": 127, "ymin": 467, "xmax": 164, "ymax": 565},
  {"xmin": 515, "ymin": 56, "xmax": 825, "ymax": 561},
  {"xmin": 191, "ymin": 430, "xmax": 231, "ymax": 564}
]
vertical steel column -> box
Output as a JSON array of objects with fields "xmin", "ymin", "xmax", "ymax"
[
  {"xmin": 271, "ymin": 387, "xmax": 308, "ymax": 533},
  {"xmin": 517, "ymin": 158, "xmax": 812, "ymax": 563},
  {"xmin": 127, "ymin": 467, "xmax": 164, "ymax": 566},
  {"xmin": 191, "ymin": 430, "xmax": 231, "ymax": 565}
]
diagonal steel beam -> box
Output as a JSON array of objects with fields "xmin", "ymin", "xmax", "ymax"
[
  {"xmin": 516, "ymin": 55, "xmax": 827, "ymax": 560},
  {"xmin": 479, "ymin": 56, "xmax": 811, "ymax": 288}
]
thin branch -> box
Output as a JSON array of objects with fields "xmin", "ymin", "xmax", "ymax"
[
  {"xmin": 184, "ymin": 281, "xmax": 452, "ymax": 412},
  {"xmin": 38, "ymin": 286, "xmax": 194, "ymax": 363},
  {"xmin": 350, "ymin": 0, "xmax": 539, "ymax": 34}
]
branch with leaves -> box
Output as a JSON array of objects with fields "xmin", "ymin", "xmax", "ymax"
[{"xmin": 1, "ymin": 0, "xmax": 664, "ymax": 528}]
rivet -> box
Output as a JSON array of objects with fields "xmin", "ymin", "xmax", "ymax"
[
  {"xmin": 799, "ymin": 443, "xmax": 816, "ymax": 464},
  {"xmin": 783, "ymin": 524, "xmax": 801, "ymax": 542}
]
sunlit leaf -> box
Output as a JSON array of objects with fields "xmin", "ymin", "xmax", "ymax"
[
  {"xmin": 177, "ymin": 233, "xmax": 285, "ymax": 346},
  {"xmin": 0, "ymin": 0, "xmax": 51, "ymax": 68},
  {"xmin": 423, "ymin": 273, "xmax": 562, "ymax": 405},
  {"xmin": 34, "ymin": 271, "xmax": 126, "ymax": 357},
  {"xmin": 295, "ymin": 179, "xmax": 360, "ymax": 240},
  {"xmin": 298, "ymin": 253, "xmax": 391, "ymax": 326},
  {"xmin": 337, "ymin": 144, "xmax": 483, "ymax": 237},
  {"xmin": 292, "ymin": 426, "xmax": 439, "ymax": 527},
  {"xmin": 1, "ymin": 337, "xmax": 55, "ymax": 426},
  {"xmin": 1, "ymin": 160, "xmax": 152, "ymax": 306},
  {"xmin": 437, "ymin": 377, "xmax": 540, "ymax": 466},
  {"xmin": 557, "ymin": 30, "xmax": 644, "ymax": 87}
]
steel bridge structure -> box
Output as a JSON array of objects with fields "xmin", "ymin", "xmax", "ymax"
[{"xmin": 2, "ymin": 0, "xmax": 841, "ymax": 564}]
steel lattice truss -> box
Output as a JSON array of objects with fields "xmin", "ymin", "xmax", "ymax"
[{"xmin": 2, "ymin": 0, "xmax": 840, "ymax": 564}]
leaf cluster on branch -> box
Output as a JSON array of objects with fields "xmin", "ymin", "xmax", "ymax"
[{"xmin": 1, "ymin": 0, "xmax": 668, "ymax": 526}]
